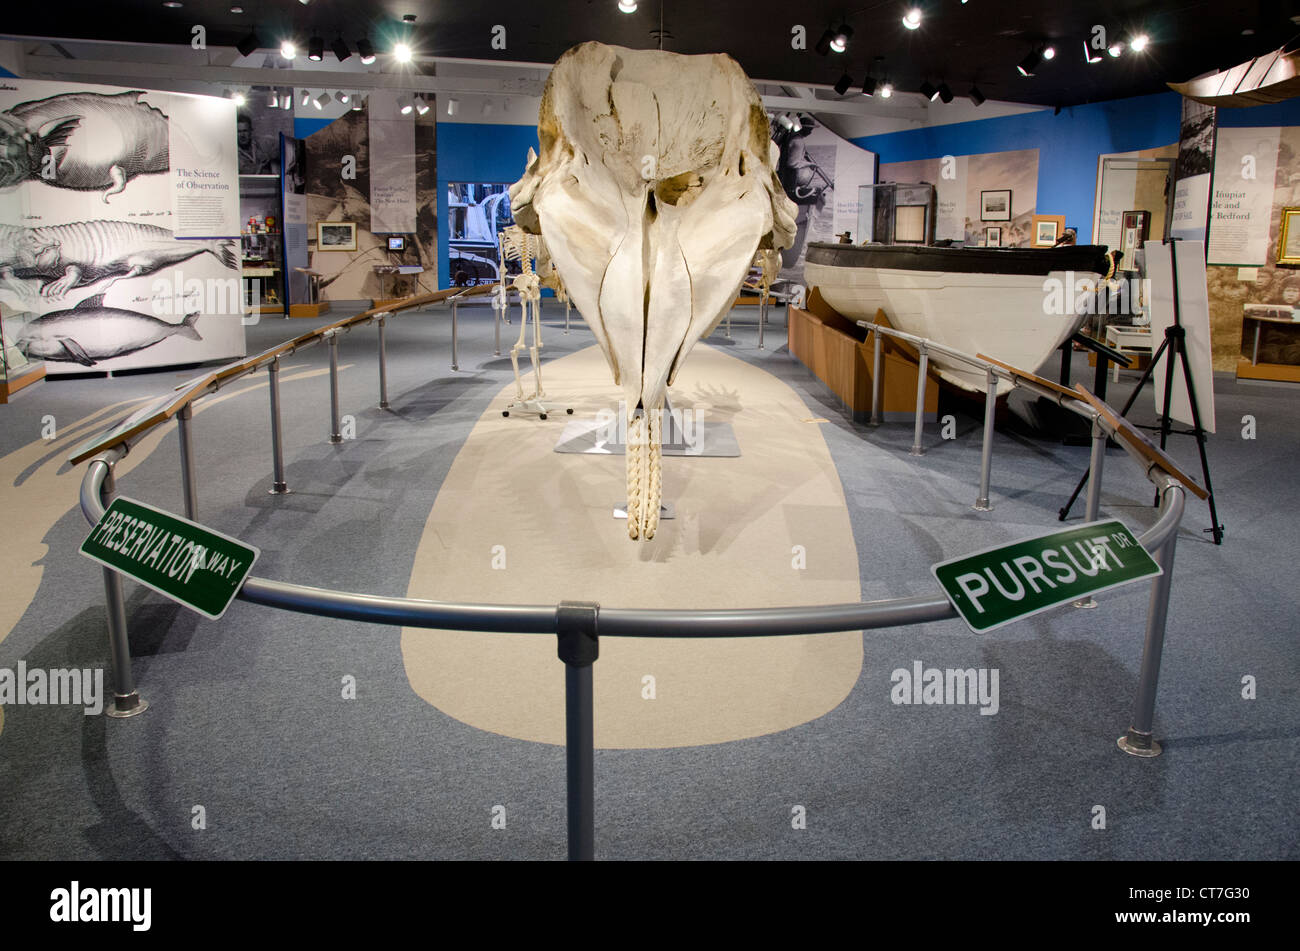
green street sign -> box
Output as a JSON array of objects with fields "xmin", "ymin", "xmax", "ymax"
[
  {"xmin": 80, "ymin": 497, "xmax": 259, "ymax": 620},
  {"xmin": 932, "ymin": 520, "xmax": 1161, "ymax": 633}
]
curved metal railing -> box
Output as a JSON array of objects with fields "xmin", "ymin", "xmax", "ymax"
[{"xmin": 71, "ymin": 291, "xmax": 1197, "ymax": 859}]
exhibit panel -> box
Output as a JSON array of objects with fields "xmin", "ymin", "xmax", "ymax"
[{"xmin": 0, "ymin": 79, "xmax": 244, "ymax": 374}]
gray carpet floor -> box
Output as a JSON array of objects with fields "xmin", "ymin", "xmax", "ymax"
[{"xmin": 0, "ymin": 299, "xmax": 1295, "ymax": 860}]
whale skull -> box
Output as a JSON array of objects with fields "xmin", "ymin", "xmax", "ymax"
[{"xmin": 510, "ymin": 42, "xmax": 796, "ymax": 539}]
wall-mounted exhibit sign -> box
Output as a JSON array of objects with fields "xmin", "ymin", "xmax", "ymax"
[
  {"xmin": 0, "ymin": 78, "xmax": 244, "ymax": 374},
  {"xmin": 367, "ymin": 88, "xmax": 418, "ymax": 235},
  {"xmin": 1207, "ymin": 126, "xmax": 1280, "ymax": 266},
  {"xmin": 80, "ymin": 497, "xmax": 259, "ymax": 620},
  {"xmin": 772, "ymin": 118, "xmax": 876, "ymax": 280},
  {"xmin": 932, "ymin": 520, "xmax": 1161, "ymax": 633}
]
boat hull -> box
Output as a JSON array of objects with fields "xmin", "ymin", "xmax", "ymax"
[{"xmin": 804, "ymin": 243, "xmax": 1109, "ymax": 393}]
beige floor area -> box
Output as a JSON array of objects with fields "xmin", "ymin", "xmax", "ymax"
[{"xmin": 401, "ymin": 344, "xmax": 864, "ymax": 749}]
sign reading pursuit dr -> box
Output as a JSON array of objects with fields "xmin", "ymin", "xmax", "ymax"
[
  {"xmin": 932, "ymin": 520, "xmax": 1161, "ymax": 633},
  {"xmin": 80, "ymin": 497, "xmax": 259, "ymax": 620}
]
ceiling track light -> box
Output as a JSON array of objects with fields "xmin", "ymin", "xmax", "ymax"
[
  {"xmin": 618, "ymin": 0, "xmax": 638, "ymax": 12},
  {"xmin": 236, "ymin": 30, "xmax": 261, "ymax": 57},
  {"xmin": 814, "ymin": 28, "xmax": 836, "ymax": 56},
  {"xmin": 446, "ymin": 97, "xmax": 459, "ymax": 116},
  {"xmin": 415, "ymin": 96, "xmax": 430, "ymax": 115},
  {"xmin": 902, "ymin": 8, "xmax": 922, "ymax": 30},
  {"xmin": 393, "ymin": 41, "xmax": 412, "ymax": 63},
  {"xmin": 829, "ymin": 23, "xmax": 853, "ymax": 53},
  {"xmin": 331, "ymin": 36, "xmax": 351, "ymax": 61},
  {"xmin": 968, "ymin": 84, "xmax": 985, "ymax": 106},
  {"xmin": 267, "ymin": 89, "xmax": 278, "ymax": 108},
  {"xmin": 400, "ymin": 95, "xmax": 414, "ymax": 116},
  {"xmin": 880, "ymin": 81, "xmax": 893, "ymax": 98},
  {"xmin": 282, "ymin": 88, "xmax": 292, "ymax": 110},
  {"xmin": 1017, "ymin": 47, "xmax": 1044, "ymax": 76},
  {"xmin": 1130, "ymin": 33, "xmax": 1149, "ymax": 52},
  {"xmin": 1107, "ymin": 41, "xmax": 1125, "ymax": 57},
  {"xmin": 280, "ymin": 40, "xmax": 297, "ymax": 60},
  {"xmin": 356, "ymin": 38, "xmax": 376, "ymax": 64},
  {"xmin": 314, "ymin": 91, "xmax": 329, "ymax": 110},
  {"xmin": 300, "ymin": 88, "xmax": 311, "ymax": 107},
  {"xmin": 833, "ymin": 71, "xmax": 854, "ymax": 96},
  {"xmin": 351, "ymin": 96, "xmax": 362, "ymax": 111},
  {"xmin": 1082, "ymin": 39, "xmax": 1102, "ymax": 64},
  {"xmin": 861, "ymin": 75, "xmax": 877, "ymax": 97},
  {"xmin": 308, "ymin": 36, "xmax": 324, "ymax": 61},
  {"xmin": 920, "ymin": 80, "xmax": 938, "ymax": 101},
  {"xmin": 336, "ymin": 90, "xmax": 350, "ymax": 103},
  {"xmin": 937, "ymin": 82, "xmax": 953, "ymax": 103}
]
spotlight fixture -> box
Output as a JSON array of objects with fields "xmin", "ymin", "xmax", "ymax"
[
  {"xmin": 902, "ymin": 8, "xmax": 922, "ymax": 30},
  {"xmin": 308, "ymin": 36, "xmax": 324, "ymax": 61},
  {"xmin": 861, "ymin": 75, "xmax": 877, "ymax": 97},
  {"xmin": 236, "ymin": 30, "xmax": 260, "ymax": 57},
  {"xmin": 815, "ymin": 28, "xmax": 836, "ymax": 56},
  {"xmin": 280, "ymin": 40, "xmax": 297, "ymax": 60},
  {"xmin": 231, "ymin": 90, "xmax": 246, "ymax": 106},
  {"xmin": 968, "ymin": 84, "xmax": 985, "ymax": 106},
  {"xmin": 619, "ymin": 0, "xmax": 638, "ymax": 12},
  {"xmin": 1082, "ymin": 39, "xmax": 1102, "ymax": 64},
  {"xmin": 937, "ymin": 82, "xmax": 953, "ymax": 103},
  {"xmin": 880, "ymin": 82, "xmax": 893, "ymax": 98},
  {"xmin": 920, "ymin": 80, "xmax": 938, "ymax": 101},
  {"xmin": 393, "ymin": 41, "xmax": 412, "ymax": 63},
  {"xmin": 790, "ymin": 114, "xmax": 803, "ymax": 133},
  {"xmin": 829, "ymin": 23, "xmax": 853, "ymax": 53},
  {"xmin": 351, "ymin": 96, "xmax": 362, "ymax": 111},
  {"xmin": 282, "ymin": 90, "xmax": 293, "ymax": 110},
  {"xmin": 314, "ymin": 92, "xmax": 329, "ymax": 110},
  {"xmin": 332, "ymin": 36, "xmax": 351, "ymax": 61},
  {"xmin": 416, "ymin": 97, "xmax": 430, "ymax": 115},
  {"xmin": 446, "ymin": 98, "xmax": 459, "ymax": 116},
  {"xmin": 1042, "ymin": 45, "xmax": 1056, "ymax": 60},
  {"xmin": 300, "ymin": 88, "xmax": 311, "ymax": 107},
  {"xmin": 1130, "ymin": 34, "xmax": 1149, "ymax": 52},
  {"xmin": 336, "ymin": 91, "xmax": 350, "ymax": 104},
  {"xmin": 267, "ymin": 89, "xmax": 278, "ymax": 108},
  {"xmin": 230, "ymin": 5, "xmax": 243, "ymax": 11},
  {"xmin": 356, "ymin": 38, "xmax": 376, "ymax": 64},
  {"xmin": 776, "ymin": 112, "xmax": 794, "ymax": 131},
  {"xmin": 163, "ymin": 2, "xmax": 182, "ymax": 8},
  {"xmin": 1017, "ymin": 48, "xmax": 1044, "ymax": 76},
  {"xmin": 1108, "ymin": 42, "xmax": 1124, "ymax": 57},
  {"xmin": 400, "ymin": 96, "xmax": 414, "ymax": 116},
  {"xmin": 833, "ymin": 72, "xmax": 854, "ymax": 96}
]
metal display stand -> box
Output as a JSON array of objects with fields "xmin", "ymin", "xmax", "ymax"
[{"xmin": 1059, "ymin": 239, "xmax": 1223, "ymax": 544}]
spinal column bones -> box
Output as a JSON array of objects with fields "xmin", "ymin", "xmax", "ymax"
[{"xmin": 510, "ymin": 42, "xmax": 796, "ymax": 539}]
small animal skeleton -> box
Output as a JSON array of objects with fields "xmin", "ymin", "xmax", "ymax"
[{"xmin": 498, "ymin": 225, "xmax": 558, "ymax": 418}]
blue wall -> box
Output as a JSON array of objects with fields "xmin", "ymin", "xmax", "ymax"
[
  {"xmin": 435, "ymin": 123, "xmax": 540, "ymax": 288},
  {"xmin": 852, "ymin": 92, "xmax": 1183, "ymax": 244}
]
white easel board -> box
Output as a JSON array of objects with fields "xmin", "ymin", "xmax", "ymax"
[{"xmin": 1144, "ymin": 240, "xmax": 1216, "ymax": 434}]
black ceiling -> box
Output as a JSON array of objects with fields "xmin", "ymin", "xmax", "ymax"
[{"xmin": 5, "ymin": 0, "xmax": 1300, "ymax": 108}]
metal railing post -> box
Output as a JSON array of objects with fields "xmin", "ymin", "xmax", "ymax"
[
  {"xmin": 268, "ymin": 358, "xmax": 289, "ymax": 494},
  {"xmin": 1072, "ymin": 415, "xmax": 1109, "ymax": 609},
  {"xmin": 758, "ymin": 295, "xmax": 767, "ymax": 350},
  {"xmin": 377, "ymin": 315, "xmax": 390, "ymax": 409},
  {"xmin": 98, "ymin": 464, "xmax": 147, "ymax": 718},
  {"xmin": 911, "ymin": 345, "xmax": 929, "ymax": 456},
  {"xmin": 557, "ymin": 601, "xmax": 598, "ymax": 861},
  {"xmin": 176, "ymin": 403, "xmax": 198, "ymax": 520},
  {"xmin": 494, "ymin": 302, "xmax": 502, "ymax": 357},
  {"xmin": 870, "ymin": 330, "xmax": 883, "ymax": 427},
  {"xmin": 451, "ymin": 301, "xmax": 461, "ymax": 371},
  {"xmin": 1118, "ymin": 486, "xmax": 1185, "ymax": 758},
  {"xmin": 327, "ymin": 331, "xmax": 343, "ymax": 444},
  {"xmin": 564, "ymin": 299, "xmax": 571, "ymax": 335},
  {"xmin": 975, "ymin": 366, "xmax": 997, "ymax": 511}
]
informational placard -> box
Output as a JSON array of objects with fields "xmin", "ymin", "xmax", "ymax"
[
  {"xmin": 1207, "ymin": 126, "xmax": 1280, "ymax": 265},
  {"xmin": 1170, "ymin": 98, "xmax": 1217, "ymax": 244},
  {"xmin": 1145, "ymin": 240, "xmax": 1217, "ymax": 433},
  {"xmin": 166, "ymin": 93, "xmax": 241, "ymax": 238},
  {"xmin": 932, "ymin": 520, "xmax": 1161, "ymax": 634},
  {"xmin": 367, "ymin": 88, "xmax": 418, "ymax": 234},
  {"xmin": 80, "ymin": 497, "xmax": 259, "ymax": 620}
]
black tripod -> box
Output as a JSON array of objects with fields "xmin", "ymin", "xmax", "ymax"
[{"xmin": 1059, "ymin": 239, "xmax": 1224, "ymax": 544}]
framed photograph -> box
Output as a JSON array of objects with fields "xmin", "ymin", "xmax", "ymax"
[
  {"xmin": 985, "ymin": 226, "xmax": 1002, "ymax": 247},
  {"xmin": 980, "ymin": 189, "xmax": 1012, "ymax": 222},
  {"xmin": 1276, "ymin": 208, "xmax": 1300, "ymax": 266},
  {"xmin": 1032, "ymin": 214, "xmax": 1066, "ymax": 247},
  {"xmin": 317, "ymin": 221, "xmax": 357, "ymax": 252}
]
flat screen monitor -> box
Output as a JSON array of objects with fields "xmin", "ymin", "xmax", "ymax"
[{"xmin": 387, "ymin": 235, "xmax": 406, "ymax": 251}]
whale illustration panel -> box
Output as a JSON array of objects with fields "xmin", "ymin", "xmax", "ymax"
[{"xmin": 0, "ymin": 78, "xmax": 243, "ymax": 374}]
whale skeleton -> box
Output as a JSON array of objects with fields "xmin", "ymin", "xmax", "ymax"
[{"xmin": 509, "ymin": 41, "xmax": 796, "ymax": 539}]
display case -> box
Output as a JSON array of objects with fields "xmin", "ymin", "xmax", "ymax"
[
  {"xmin": 0, "ymin": 303, "xmax": 46, "ymax": 403},
  {"xmin": 240, "ymin": 174, "xmax": 286, "ymax": 315},
  {"xmin": 856, "ymin": 183, "xmax": 938, "ymax": 246}
]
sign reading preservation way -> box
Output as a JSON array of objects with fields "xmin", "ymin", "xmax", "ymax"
[
  {"xmin": 932, "ymin": 520, "xmax": 1161, "ymax": 633},
  {"xmin": 80, "ymin": 497, "xmax": 259, "ymax": 620}
]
